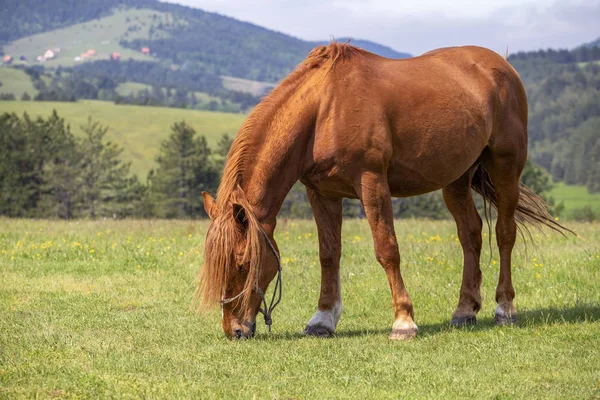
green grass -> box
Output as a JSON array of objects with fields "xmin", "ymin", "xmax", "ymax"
[
  {"xmin": 0, "ymin": 68, "xmax": 37, "ymax": 98},
  {"xmin": 577, "ymin": 60, "xmax": 600, "ymax": 68},
  {"xmin": 114, "ymin": 82, "xmax": 153, "ymax": 96},
  {"xmin": 1, "ymin": 219, "xmax": 598, "ymax": 398},
  {"xmin": 549, "ymin": 182, "xmax": 600, "ymax": 216},
  {"xmin": 221, "ymin": 75, "xmax": 276, "ymax": 96},
  {"xmin": 2, "ymin": 9, "xmax": 178, "ymax": 67},
  {"xmin": 0, "ymin": 100, "xmax": 245, "ymax": 178},
  {"xmin": 115, "ymin": 82, "xmax": 222, "ymax": 107}
]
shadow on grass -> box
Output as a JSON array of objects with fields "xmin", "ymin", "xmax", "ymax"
[{"xmin": 254, "ymin": 304, "xmax": 600, "ymax": 341}]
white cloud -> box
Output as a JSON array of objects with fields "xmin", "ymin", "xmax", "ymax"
[{"xmin": 161, "ymin": 0, "xmax": 600, "ymax": 54}]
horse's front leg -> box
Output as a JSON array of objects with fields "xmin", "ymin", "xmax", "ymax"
[
  {"xmin": 303, "ymin": 188, "xmax": 343, "ymax": 337},
  {"xmin": 358, "ymin": 171, "xmax": 418, "ymax": 340}
]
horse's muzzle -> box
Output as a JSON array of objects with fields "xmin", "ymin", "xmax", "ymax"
[{"xmin": 232, "ymin": 321, "xmax": 256, "ymax": 339}]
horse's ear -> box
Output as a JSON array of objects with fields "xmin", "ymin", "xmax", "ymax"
[
  {"xmin": 202, "ymin": 192, "xmax": 218, "ymax": 219},
  {"xmin": 233, "ymin": 204, "xmax": 248, "ymax": 229}
]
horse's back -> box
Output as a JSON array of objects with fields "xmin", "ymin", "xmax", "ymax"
[{"xmin": 307, "ymin": 45, "xmax": 527, "ymax": 198}]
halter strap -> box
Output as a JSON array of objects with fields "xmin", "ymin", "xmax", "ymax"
[{"xmin": 219, "ymin": 227, "xmax": 283, "ymax": 332}]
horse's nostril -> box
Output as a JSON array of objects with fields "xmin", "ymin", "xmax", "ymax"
[{"xmin": 234, "ymin": 329, "xmax": 243, "ymax": 338}]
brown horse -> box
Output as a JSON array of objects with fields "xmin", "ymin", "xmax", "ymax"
[{"xmin": 197, "ymin": 42, "xmax": 568, "ymax": 340}]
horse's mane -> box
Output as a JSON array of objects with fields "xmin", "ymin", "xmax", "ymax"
[
  {"xmin": 197, "ymin": 42, "xmax": 369, "ymax": 310},
  {"xmin": 216, "ymin": 41, "xmax": 369, "ymax": 205}
]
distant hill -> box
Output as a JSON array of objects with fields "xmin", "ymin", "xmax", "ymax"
[
  {"xmin": 508, "ymin": 44, "xmax": 600, "ymax": 193},
  {"xmin": 1, "ymin": 0, "xmax": 410, "ymax": 83},
  {"xmin": 581, "ymin": 37, "xmax": 600, "ymax": 48},
  {"xmin": 0, "ymin": 0, "xmax": 153, "ymax": 44}
]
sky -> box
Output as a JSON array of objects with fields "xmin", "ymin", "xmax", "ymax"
[{"xmin": 162, "ymin": 0, "xmax": 600, "ymax": 55}]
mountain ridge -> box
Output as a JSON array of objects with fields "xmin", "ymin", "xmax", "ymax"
[{"xmin": 1, "ymin": 0, "xmax": 411, "ymax": 82}]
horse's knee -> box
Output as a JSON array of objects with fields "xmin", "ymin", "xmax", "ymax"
[
  {"xmin": 459, "ymin": 224, "xmax": 483, "ymax": 251},
  {"xmin": 319, "ymin": 251, "xmax": 339, "ymax": 269},
  {"xmin": 496, "ymin": 218, "xmax": 517, "ymax": 250},
  {"xmin": 375, "ymin": 242, "xmax": 400, "ymax": 269}
]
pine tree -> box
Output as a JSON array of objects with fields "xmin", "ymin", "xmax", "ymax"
[
  {"xmin": 0, "ymin": 113, "xmax": 39, "ymax": 216},
  {"xmin": 149, "ymin": 121, "xmax": 218, "ymax": 218},
  {"xmin": 40, "ymin": 112, "xmax": 80, "ymax": 219},
  {"xmin": 78, "ymin": 117, "xmax": 136, "ymax": 218},
  {"xmin": 214, "ymin": 133, "xmax": 233, "ymax": 172}
]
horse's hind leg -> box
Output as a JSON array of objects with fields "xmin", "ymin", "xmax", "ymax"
[
  {"xmin": 303, "ymin": 188, "xmax": 343, "ymax": 337},
  {"xmin": 442, "ymin": 169, "xmax": 483, "ymax": 326},
  {"xmin": 483, "ymin": 150, "xmax": 525, "ymax": 325},
  {"xmin": 358, "ymin": 171, "xmax": 417, "ymax": 340}
]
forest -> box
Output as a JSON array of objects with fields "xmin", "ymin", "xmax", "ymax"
[
  {"xmin": 508, "ymin": 51, "xmax": 600, "ymax": 192},
  {"xmin": 0, "ymin": 111, "xmax": 562, "ymax": 220}
]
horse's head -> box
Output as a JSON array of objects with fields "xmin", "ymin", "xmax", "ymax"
[{"xmin": 198, "ymin": 191, "xmax": 280, "ymax": 339}]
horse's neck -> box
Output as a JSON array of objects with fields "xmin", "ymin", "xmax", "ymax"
[{"xmin": 240, "ymin": 107, "xmax": 315, "ymax": 226}]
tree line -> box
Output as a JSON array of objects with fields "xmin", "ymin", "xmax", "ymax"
[
  {"xmin": 509, "ymin": 54, "xmax": 600, "ymax": 193},
  {"xmin": 0, "ymin": 111, "xmax": 221, "ymax": 219},
  {"xmin": 0, "ymin": 63, "xmax": 261, "ymax": 113},
  {"xmin": 1, "ymin": 110, "xmax": 562, "ymax": 220}
]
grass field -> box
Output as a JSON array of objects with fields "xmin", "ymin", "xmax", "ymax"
[
  {"xmin": 1, "ymin": 218, "xmax": 598, "ymax": 398},
  {"xmin": 0, "ymin": 68, "xmax": 38, "ymax": 98},
  {"xmin": 550, "ymin": 182, "xmax": 600, "ymax": 217},
  {"xmin": 221, "ymin": 75, "xmax": 276, "ymax": 96},
  {"xmin": 2, "ymin": 9, "xmax": 176, "ymax": 67},
  {"xmin": 114, "ymin": 82, "xmax": 153, "ymax": 96},
  {"xmin": 0, "ymin": 100, "xmax": 245, "ymax": 178}
]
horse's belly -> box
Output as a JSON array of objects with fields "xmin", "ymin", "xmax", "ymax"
[
  {"xmin": 387, "ymin": 166, "xmax": 444, "ymax": 197},
  {"xmin": 387, "ymin": 131, "xmax": 486, "ymax": 196}
]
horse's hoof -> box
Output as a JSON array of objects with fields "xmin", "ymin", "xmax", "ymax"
[
  {"xmin": 303, "ymin": 324, "xmax": 334, "ymax": 337},
  {"xmin": 388, "ymin": 328, "xmax": 418, "ymax": 341},
  {"xmin": 495, "ymin": 313, "xmax": 517, "ymax": 326},
  {"xmin": 451, "ymin": 315, "xmax": 477, "ymax": 327}
]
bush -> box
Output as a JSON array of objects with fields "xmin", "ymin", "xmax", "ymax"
[{"xmin": 570, "ymin": 205, "xmax": 597, "ymax": 222}]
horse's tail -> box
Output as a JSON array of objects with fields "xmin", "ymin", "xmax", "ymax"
[{"xmin": 470, "ymin": 164, "xmax": 577, "ymax": 238}]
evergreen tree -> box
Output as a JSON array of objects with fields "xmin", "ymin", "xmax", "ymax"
[
  {"xmin": 0, "ymin": 113, "xmax": 40, "ymax": 216},
  {"xmin": 40, "ymin": 112, "xmax": 80, "ymax": 219},
  {"xmin": 78, "ymin": 117, "xmax": 136, "ymax": 218},
  {"xmin": 213, "ymin": 133, "xmax": 233, "ymax": 172},
  {"xmin": 149, "ymin": 121, "xmax": 218, "ymax": 218}
]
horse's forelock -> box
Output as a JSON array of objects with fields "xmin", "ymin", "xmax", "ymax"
[
  {"xmin": 195, "ymin": 213, "xmax": 236, "ymax": 310},
  {"xmin": 195, "ymin": 191, "xmax": 267, "ymax": 312}
]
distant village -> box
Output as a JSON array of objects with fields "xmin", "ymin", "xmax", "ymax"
[{"xmin": 2, "ymin": 46, "xmax": 151, "ymax": 65}]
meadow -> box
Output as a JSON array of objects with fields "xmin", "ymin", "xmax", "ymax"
[
  {"xmin": 550, "ymin": 182, "xmax": 600, "ymax": 217},
  {"xmin": 2, "ymin": 9, "xmax": 168, "ymax": 67},
  {"xmin": 1, "ymin": 218, "xmax": 598, "ymax": 398},
  {"xmin": 0, "ymin": 100, "xmax": 245, "ymax": 178},
  {"xmin": 0, "ymin": 69, "xmax": 38, "ymax": 98}
]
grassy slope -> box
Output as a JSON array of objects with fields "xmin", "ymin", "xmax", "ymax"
[
  {"xmin": 221, "ymin": 75, "xmax": 276, "ymax": 97},
  {"xmin": 2, "ymin": 9, "xmax": 172, "ymax": 67},
  {"xmin": 550, "ymin": 182, "xmax": 600, "ymax": 216},
  {"xmin": 115, "ymin": 82, "xmax": 222, "ymax": 107},
  {"xmin": 114, "ymin": 81, "xmax": 152, "ymax": 96},
  {"xmin": 0, "ymin": 100, "xmax": 245, "ymax": 177},
  {"xmin": 0, "ymin": 68, "xmax": 37, "ymax": 97},
  {"xmin": 0, "ymin": 219, "xmax": 598, "ymax": 398}
]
